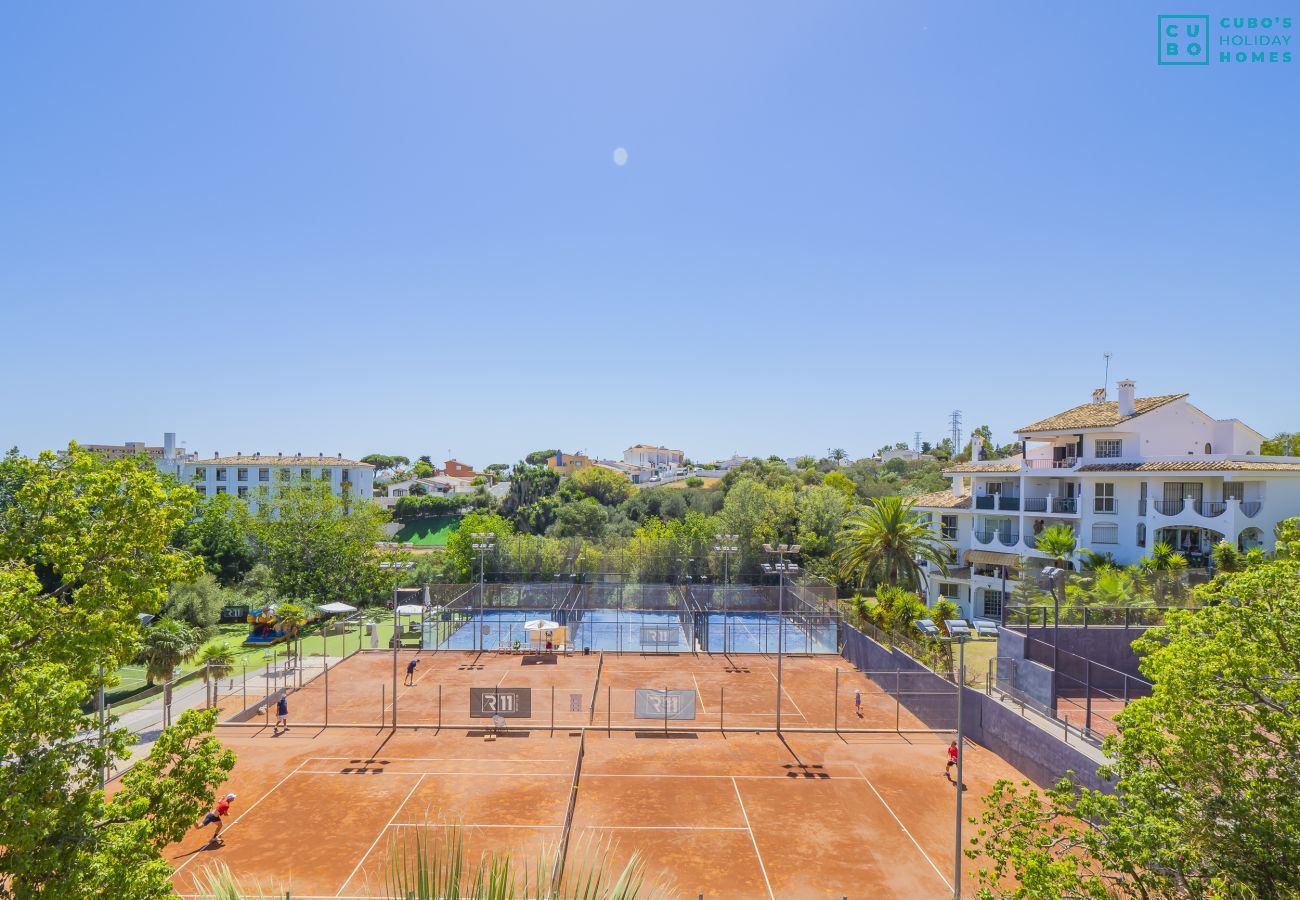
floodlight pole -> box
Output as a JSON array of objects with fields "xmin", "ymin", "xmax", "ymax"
[
  {"xmin": 954, "ymin": 634, "xmax": 967, "ymax": 900},
  {"xmin": 379, "ymin": 545, "xmax": 415, "ymax": 728},
  {"xmin": 763, "ymin": 543, "xmax": 800, "ymax": 734},
  {"xmin": 472, "ymin": 533, "xmax": 495, "ymax": 652}
]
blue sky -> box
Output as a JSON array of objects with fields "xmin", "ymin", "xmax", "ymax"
[{"xmin": 2, "ymin": 2, "xmax": 1297, "ymax": 465}]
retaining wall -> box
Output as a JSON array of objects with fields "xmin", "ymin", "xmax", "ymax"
[{"xmin": 841, "ymin": 625, "xmax": 1111, "ymax": 794}]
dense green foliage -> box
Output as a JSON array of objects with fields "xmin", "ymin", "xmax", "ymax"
[
  {"xmin": 969, "ymin": 539, "xmax": 1300, "ymax": 898},
  {"xmin": 833, "ymin": 495, "xmax": 953, "ymax": 589},
  {"xmin": 393, "ymin": 493, "xmax": 468, "ymax": 522},
  {"xmin": 0, "ymin": 447, "xmax": 235, "ymax": 896}
]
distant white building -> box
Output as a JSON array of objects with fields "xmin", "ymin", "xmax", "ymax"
[
  {"xmin": 180, "ymin": 451, "xmax": 374, "ymax": 510},
  {"xmin": 624, "ymin": 444, "xmax": 684, "ymax": 468},
  {"xmin": 713, "ymin": 454, "xmax": 749, "ymax": 471},
  {"xmin": 878, "ymin": 448, "xmax": 934, "ymax": 463},
  {"xmin": 910, "ymin": 380, "xmax": 1300, "ymax": 621}
]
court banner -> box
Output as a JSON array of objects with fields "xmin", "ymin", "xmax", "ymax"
[
  {"xmin": 469, "ymin": 687, "xmax": 533, "ymax": 718},
  {"xmin": 634, "ymin": 688, "xmax": 697, "ymax": 720},
  {"xmin": 639, "ymin": 625, "xmax": 680, "ymax": 647}
]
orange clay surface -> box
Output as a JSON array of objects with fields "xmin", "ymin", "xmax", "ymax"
[
  {"xmin": 217, "ymin": 649, "xmax": 956, "ymax": 733},
  {"xmin": 168, "ymin": 651, "xmax": 1031, "ymax": 899}
]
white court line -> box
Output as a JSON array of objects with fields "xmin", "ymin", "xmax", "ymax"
[
  {"xmin": 579, "ymin": 824, "xmax": 748, "ymax": 831},
  {"xmin": 731, "ymin": 777, "xmax": 775, "ymax": 900},
  {"xmin": 336, "ymin": 773, "xmax": 426, "ymax": 896},
  {"xmin": 853, "ymin": 763, "xmax": 951, "ymax": 893},
  {"xmin": 756, "ymin": 658, "xmax": 808, "ymax": 723},
  {"xmin": 298, "ymin": 770, "xmax": 571, "ymax": 777},
  {"xmin": 304, "ymin": 756, "xmax": 569, "ymax": 762},
  {"xmin": 692, "ymin": 674, "xmax": 708, "ymax": 712},
  {"xmin": 170, "ymin": 757, "xmax": 314, "ymax": 881},
  {"xmin": 391, "ymin": 822, "xmax": 561, "ymax": 828}
]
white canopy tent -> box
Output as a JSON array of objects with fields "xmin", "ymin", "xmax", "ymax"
[
  {"xmin": 317, "ymin": 602, "xmax": 357, "ymax": 615},
  {"xmin": 395, "ymin": 604, "xmax": 425, "ymax": 616}
]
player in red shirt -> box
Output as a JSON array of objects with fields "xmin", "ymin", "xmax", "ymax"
[
  {"xmin": 198, "ymin": 792, "xmax": 237, "ymax": 843},
  {"xmin": 945, "ymin": 740, "xmax": 960, "ymax": 778}
]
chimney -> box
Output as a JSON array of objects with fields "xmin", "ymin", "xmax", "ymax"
[
  {"xmin": 163, "ymin": 432, "xmax": 176, "ymax": 458},
  {"xmin": 1091, "ymin": 388, "xmax": 1106, "ymax": 404},
  {"xmin": 1117, "ymin": 379, "xmax": 1136, "ymax": 417}
]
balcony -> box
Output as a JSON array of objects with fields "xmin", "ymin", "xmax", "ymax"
[
  {"xmin": 1023, "ymin": 497, "xmax": 1047, "ymax": 512},
  {"xmin": 975, "ymin": 496, "xmax": 995, "ymax": 510},
  {"xmin": 999, "ymin": 496, "xmax": 1020, "ymax": 511},
  {"xmin": 975, "ymin": 495, "xmax": 1020, "ymax": 511},
  {"xmin": 973, "ymin": 530, "xmax": 1019, "ymax": 547},
  {"xmin": 1197, "ymin": 500, "xmax": 1227, "ymax": 518},
  {"xmin": 1153, "ymin": 499, "xmax": 1184, "ymax": 515},
  {"xmin": 1019, "ymin": 457, "xmax": 1081, "ymax": 470},
  {"xmin": 1052, "ymin": 497, "xmax": 1078, "ymax": 514},
  {"xmin": 1242, "ymin": 501, "xmax": 1262, "ymax": 518}
]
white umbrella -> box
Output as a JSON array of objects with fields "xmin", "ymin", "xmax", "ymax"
[
  {"xmin": 524, "ymin": 619, "xmax": 560, "ymax": 631},
  {"xmin": 317, "ymin": 602, "xmax": 357, "ymax": 614},
  {"xmin": 395, "ymin": 604, "xmax": 425, "ymax": 616}
]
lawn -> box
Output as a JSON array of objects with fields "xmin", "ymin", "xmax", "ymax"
[
  {"xmin": 104, "ymin": 615, "xmax": 421, "ymax": 705},
  {"xmin": 393, "ymin": 514, "xmax": 460, "ymax": 546}
]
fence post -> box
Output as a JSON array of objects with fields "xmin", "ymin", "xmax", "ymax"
[
  {"xmin": 720, "ymin": 686, "xmax": 725, "ymax": 734},
  {"xmin": 664, "ymin": 686, "xmax": 668, "ymax": 734},
  {"xmin": 607, "ymin": 685, "xmax": 611, "ymax": 738},
  {"xmin": 833, "ymin": 668, "xmax": 839, "ymax": 734},
  {"xmin": 895, "ymin": 670, "xmax": 901, "ymax": 732},
  {"xmin": 1083, "ymin": 607, "xmax": 1089, "ymax": 629},
  {"xmin": 242, "ymin": 662, "xmax": 247, "ymax": 711},
  {"xmin": 438, "ymin": 683, "xmax": 442, "ymax": 730},
  {"xmin": 1085, "ymin": 661, "xmax": 1093, "ymax": 736},
  {"xmin": 381, "ymin": 684, "xmax": 385, "ymax": 728},
  {"xmin": 551, "ymin": 686, "xmax": 555, "ymax": 736},
  {"xmin": 324, "ymin": 653, "xmax": 329, "ymax": 727}
]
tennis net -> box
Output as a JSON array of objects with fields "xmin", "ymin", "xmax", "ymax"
[{"xmin": 551, "ymin": 729, "xmax": 586, "ymax": 892}]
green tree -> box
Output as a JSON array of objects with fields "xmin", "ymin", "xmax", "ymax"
[
  {"xmin": 1260, "ymin": 431, "xmax": 1300, "ymax": 456},
  {"xmin": 274, "ymin": 601, "xmax": 309, "ymax": 660},
  {"xmin": 968, "ymin": 553, "xmax": 1300, "ymax": 897},
  {"xmin": 0, "ymin": 447, "xmax": 234, "ymax": 895},
  {"xmin": 524, "ymin": 449, "xmax": 559, "ymax": 466},
  {"xmin": 361, "ymin": 453, "xmax": 410, "ymax": 471},
  {"xmin": 794, "ymin": 484, "xmax": 851, "ymax": 560},
  {"xmin": 246, "ymin": 482, "xmax": 389, "ymax": 604},
  {"xmin": 833, "ymin": 496, "xmax": 952, "ymax": 589},
  {"xmin": 139, "ymin": 617, "xmax": 203, "ymax": 684},
  {"xmin": 1034, "ymin": 524, "xmax": 1077, "ymax": 567},
  {"xmin": 500, "ymin": 463, "xmax": 562, "ymax": 533},
  {"xmin": 445, "ymin": 512, "xmax": 515, "ymax": 579},
  {"xmin": 550, "ymin": 498, "xmax": 608, "ymax": 539},
  {"xmin": 174, "ymin": 490, "xmax": 256, "ymax": 585},
  {"xmin": 161, "ymin": 572, "xmax": 234, "ymax": 639},
  {"xmin": 571, "ymin": 465, "xmax": 637, "ymax": 505},
  {"xmin": 411, "ymin": 459, "xmax": 436, "ymax": 478},
  {"xmin": 822, "ymin": 470, "xmax": 857, "ymax": 502}
]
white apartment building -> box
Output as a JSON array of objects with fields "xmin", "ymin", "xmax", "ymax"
[
  {"xmin": 911, "ymin": 380, "xmax": 1300, "ymax": 621},
  {"xmin": 623, "ymin": 444, "xmax": 684, "ymax": 468},
  {"xmin": 181, "ymin": 452, "xmax": 374, "ymax": 509}
]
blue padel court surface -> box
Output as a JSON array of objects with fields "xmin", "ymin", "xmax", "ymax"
[
  {"xmin": 426, "ymin": 609, "xmax": 836, "ymax": 654},
  {"xmin": 703, "ymin": 612, "xmax": 838, "ymax": 654}
]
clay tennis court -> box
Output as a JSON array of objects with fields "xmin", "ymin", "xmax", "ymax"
[
  {"xmin": 169, "ymin": 650, "xmax": 1028, "ymax": 897},
  {"xmin": 218, "ymin": 649, "xmax": 955, "ymax": 734}
]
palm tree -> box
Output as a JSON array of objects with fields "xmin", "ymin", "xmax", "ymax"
[
  {"xmin": 275, "ymin": 602, "xmax": 308, "ymax": 661},
  {"xmin": 198, "ymin": 642, "xmax": 237, "ymax": 706},
  {"xmin": 833, "ymin": 495, "xmax": 953, "ymax": 589},
  {"xmin": 1035, "ymin": 524, "xmax": 1077, "ymax": 568},
  {"xmin": 140, "ymin": 618, "xmax": 202, "ymax": 685},
  {"xmin": 1140, "ymin": 541, "xmax": 1188, "ymax": 603}
]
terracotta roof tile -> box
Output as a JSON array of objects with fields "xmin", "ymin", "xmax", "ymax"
[
  {"xmin": 1016, "ymin": 394, "xmax": 1187, "ymax": 433},
  {"xmin": 942, "ymin": 462, "xmax": 1022, "ymax": 474},
  {"xmin": 193, "ymin": 455, "xmax": 373, "ymax": 467},
  {"xmin": 908, "ymin": 490, "xmax": 972, "ymax": 509},
  {"xmin": 1076, "ymin": 460, "xmax": 1300, "ymax": 473}
]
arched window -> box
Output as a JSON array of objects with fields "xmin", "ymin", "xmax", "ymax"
[
  {"xmin": 1137, "ymin": 522, "xmax": 1146, "ymax": 548},
  {"xmin": 1204, "ymin": 442, "xmax": 1212, "ymax": 454}
]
